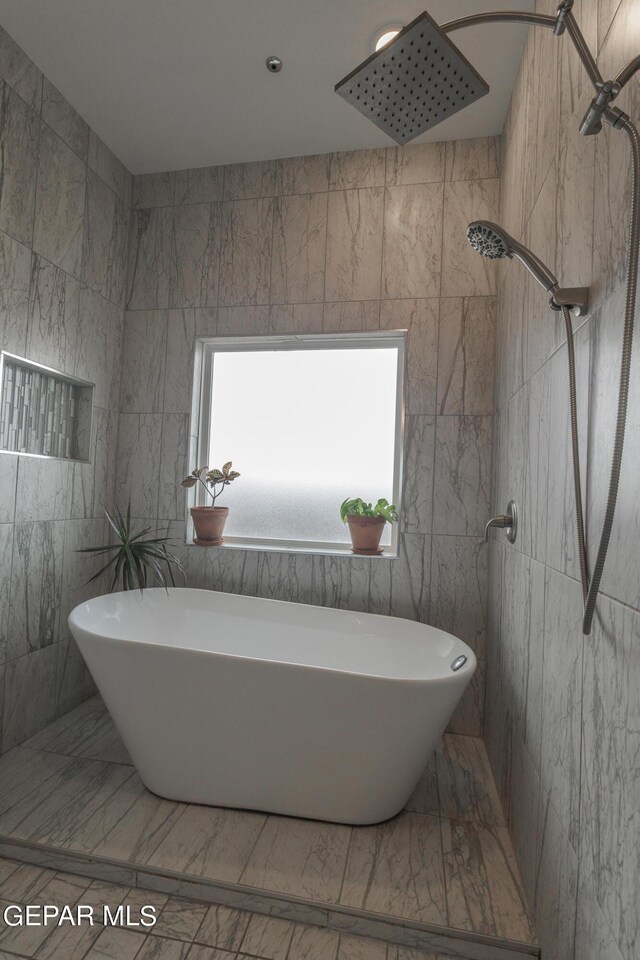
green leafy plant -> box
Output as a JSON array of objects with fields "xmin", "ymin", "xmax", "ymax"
[
  {"xmin": 77, "ymin": 504, "xmax": 186, "ymax": 593},
  {"xmin": 340, "ymin": 497, "xmax": 399, "ymax": 523},
  {"xmin": 181, "ymin": 461, "xmax": 240, "ymax": 505}
]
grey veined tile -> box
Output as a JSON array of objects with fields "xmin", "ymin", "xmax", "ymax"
[
  {"xmin": 7, "ymin": 520, "xmax": 65, "ymax": 659},
  {"xmin": 135, "ymin": 936, "xmax": 191, "ymax": 960},
  {"xmin": 380, "ymin": 299, "xmax": 438, "ymax": 416},
  {"xmin": 444, "ymin": 137, "xmax": 500, "ymax": 182},
  {"xmin": 287, "ymin": 923, "xmax": 340, "ymax": 960},
  {"xmin": 120, "ymin": 310, "xmax": 167, "ymax": 413},
  {"xmin": 240, "ymin": 815, "xmax": 351, "ymax": 903},
  {"xmin": 382, "ymin": 183, "xmax": 443, "ymax": 300},
  {"xmin": 0, "ymin": 230, "xmax": 31, "ymax": 357},
  {"xmin": 152, "ymin": 897, "xmax": 208, "ymax": 940},
  {"xmin": 325, "ymin": 188, "xmax": 384, "ymax": 302},
  {"xmin": 75, "ymin": 286, "xmax": 123, "ymax": 412},
  {"xmin": 83, "ymin": 926, "xmax": 147, "ymax": 960},
  {"xmin": 27, "ymin": 255, "xmax": 81, "ymax": 372},
  {"xmin": 170, "ymin": 203, "xmax": 220, "ymax": 308},
  {"xmin": 442, "ymin": 818, "xmax": 534, "ymax": 943},
  {"xmin": 441, "ymin": 179, "xmax": 500, "ymax": 297},
  {"xmin": 146, "ymin": 804, "xmax": 266, "ymax": 883},
  {"xmin": 133, "ymin": 172, "xmax": 176, "ymax": 209},
  {"xmin": 239, "ymin": 913, "xmax": 293, "ymax": 960},
  {"xmin": 276, "ymin": 153, "xmax": 331, "ymax": 196},
  {"xmin": 580, "ymin": 593, "xmax": 640, "ymax": 960},
  {"xmin": 0, "ymin": 81, "xmax": 39, "ymax": 246},
  {"xmin": 385, "ymin": 142, "xmax": 445, "ymax": 186},
  {"xmin": 401, "ymin": 416, "xmax": 436, "ymax": 535},
  {"xmin": 34, "ymin": 918, "xmax": 103, "ymax": 959},
  {"xmin": 429, "ymin": 536, "xmax": 487, "ymax": 658},
  {"xmin": 433, "ymin": 416, "xmax": 492, "ymax": 538},
  {"xmin": 435, "ymin": 734, "xmax": 505, "ymax": 827},
  {"xmin": 329, "ymin": 149, "xmax": 386, "ymax": 190},
  {"xmin": 437, "ymin": 298, "xmax": 496, "ymax": 416},
  {"xmin": 24, "ymin": 696, "xmax": 129, "ymax": 764},
  {"xmin": 0, "ymin": 754, "xmax": 135, "ymax": 849},
  {"xmin": 0, "ymin": 748, "xmax": 73, "ymax": 817},
  {"xmin": 404, "ymin": 751, "xmax": 439, "ymax": 817},
  {"xmin": 82, "ymin": 168, "xmax": 129, "ymax": 308},
  {"xmin": 0, "ymin": 24, "xmax": 42, "ymax": 109},
  {"xmin": 33, "ymin": 123, "xmax": 86, "ymax": 279},
  {"xmin": 93, "ymin": 775, "xmax": 182, "ymax": 863},
  {"xmin": 218, "ymin": 198, "xmax": 273, "ymax": 306},
  {"xmin": 175, "ymin": 165, "xmax": 224, "ymax": 205},
  {"xmin": 223, "ymin": 159, "xmax": 277, "ymax": 200},
  {"xmin": 127, "ymin": 207, "xmax": 173, "ymax": 310},
  {"xmin": 340, "ymin": 812, "xmax": 447, "ymax": 924},
  {"xmin": 115, "ymin": 414, "xmax": 163, "ymax": 519},
  {"xmin": 540, "ymin": 567, "xmax": 583, "ymax": 853},
  {"xmin": 195, "ymin": 903, "xmax": 251, "ymax": 951},
  {"xmin": 42, "ymin": 77, "xmax": 89, "ymax": 160},
  {"xmin": 270, "ymin": 192, "xmax": 327, "ymax": 304},
  {"xmin": 88, "ymin": 131, "xmax": 129, "ymax": 204}
]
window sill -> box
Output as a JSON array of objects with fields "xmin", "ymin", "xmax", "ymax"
[{"xmin": 185, "ymin": 535, "xmax": 398, "ymax": 560}]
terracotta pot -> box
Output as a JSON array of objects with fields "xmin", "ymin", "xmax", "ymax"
[
  {"xmin": 191, "ymin": 506, "xmax": 229, "ymax": 545},
  {"xmin": 346, "ymin": 514, "xmax": 386, "ymax": 555}
]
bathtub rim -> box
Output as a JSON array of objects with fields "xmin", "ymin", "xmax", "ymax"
[{"xmin": 69, "ymin": 588, "xmax": 477, "ymax": 687}]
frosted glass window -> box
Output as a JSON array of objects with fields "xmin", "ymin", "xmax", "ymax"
[{"xmin": 196, "ymin": 334, "xmax": 404, "ymax": 552}]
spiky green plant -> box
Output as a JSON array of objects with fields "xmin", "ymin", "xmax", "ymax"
[{"xmin": 77, "ymin": 504, "xmax": 186, "ymax": 593}]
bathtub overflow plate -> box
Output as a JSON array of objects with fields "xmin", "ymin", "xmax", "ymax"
[{"xmin": 451, "ymin": 655, "xmax": 467, "ymax": 672}]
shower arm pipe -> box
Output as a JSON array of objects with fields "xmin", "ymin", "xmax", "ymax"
[{"xmin": 440, "ymin": 10, "xmax": 604, "ymax": 90}]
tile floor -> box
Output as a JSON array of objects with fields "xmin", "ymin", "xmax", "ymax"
[
  {"xmin": 0, "ymin": 857, "xmax": 452, "ymax": 959},
  {"xmin": 0, "ymin": 697, "xmax": 536, "ymax": 957}
]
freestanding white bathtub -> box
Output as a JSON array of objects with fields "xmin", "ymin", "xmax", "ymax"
[{"xmin": 69, "ymin": 588, "xmax": 476, "ymax": 824}]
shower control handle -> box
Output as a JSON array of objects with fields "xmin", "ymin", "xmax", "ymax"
[{"xmin": 484, "ymin": 501, "xmax": 518, "ymax": 544}]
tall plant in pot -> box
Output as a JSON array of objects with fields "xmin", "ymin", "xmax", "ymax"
[
  {"xmin": 340, "ymin": 497, "xmax": 398, "ymax": 555},
  {"xmin": 181, "ymin": 462, "xmax": 240, "ymax": 545}
]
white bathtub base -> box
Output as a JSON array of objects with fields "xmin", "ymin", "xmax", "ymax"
[{"xmin": 69, "ymin": 588, "xmax": 476, "ymax": 824}]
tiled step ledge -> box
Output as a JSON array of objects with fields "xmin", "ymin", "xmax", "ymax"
[{"xmin": 0, "ymin": 835, "xmax": 539, "ymax": 960}]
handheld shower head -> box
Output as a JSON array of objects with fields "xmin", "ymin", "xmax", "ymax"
[
  {"xmin": 467, "ymin": 220, "xmax": 589, "ymax": 317},
  {"xmin": 466, "ymin": 221, "xmax": 512, "ymax": 261},
  {"xmin": 467, "ymin": 220, "xmax": 559, "ymax": 292}
]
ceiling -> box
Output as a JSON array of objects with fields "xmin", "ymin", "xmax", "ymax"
[{"xmin": 0, "ymin": 0, "xmax": 534, "ymax": 174}]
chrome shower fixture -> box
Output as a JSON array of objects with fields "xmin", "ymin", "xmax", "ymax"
[
  {"xmin": 336, "ymin": 3, "xmax": 640, "ymax": 144},
  {"xmin": 467, "ymin": 221, "xmax": 590, "ymax": 318},
  {"xmin": 334, "ymin": 11, "xmax": 489, "ymax": 144},
  {"xmin": 334, "ymin": 1, "xmax": 640, "ymax": 635}
]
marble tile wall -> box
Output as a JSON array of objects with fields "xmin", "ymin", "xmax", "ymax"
[
  {"xmin": 487, "ymin": 2, "xmax": 640, "ymax": 959},
  {"xmin": 0, "ymin": 26, "xmax": 131, "ymax": 753},
  {"xmin": 118, "ymin": 138, "xmax": 500, "ymax": 736}
]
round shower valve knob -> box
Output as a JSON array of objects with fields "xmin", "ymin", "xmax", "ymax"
[{"xmin": 266, "ymin": 56, "xmax": 283, "ymax": 73}]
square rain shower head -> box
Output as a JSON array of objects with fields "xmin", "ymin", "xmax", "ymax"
[{"xmin": 335, "ymin": 11, "xmax": 490, "ymax": 145}]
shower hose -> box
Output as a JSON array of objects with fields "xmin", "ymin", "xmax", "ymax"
[{"xmin": 563, "ymin": 116, "xmax": 640, "ymax": 635}]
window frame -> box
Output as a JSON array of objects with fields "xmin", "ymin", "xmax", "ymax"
[{"xmin": 189, "ymin": 330, "xmax": 406, "ymax": 558}]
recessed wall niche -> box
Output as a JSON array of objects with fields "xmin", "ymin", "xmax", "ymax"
[{"xmin": 0, "ymin": 352, "xmax": 94, "ymax": 462}]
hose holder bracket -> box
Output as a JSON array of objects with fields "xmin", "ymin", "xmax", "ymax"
[{"xmin": 549, "ymin": 286, "xmax": 590, "ymax": 317}]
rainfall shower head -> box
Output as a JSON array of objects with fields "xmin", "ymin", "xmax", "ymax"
[
  {"xmin": 467, "ymin": 220, "xmax": 559, "ymax": 292},
  {"xmin": 335, "ymin": 11, "xmax": 489, "ymax": 145}
]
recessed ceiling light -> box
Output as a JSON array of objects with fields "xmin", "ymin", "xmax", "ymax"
[{"xmin": 374, "ymin": 27, "xmax": 402, "ymax": 52}]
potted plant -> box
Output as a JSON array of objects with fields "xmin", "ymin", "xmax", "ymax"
[
  {"xmin": 78, "ymin": 504, "xmax": 186, "ymax": 592},
  {"xmin": 181, "ymin": 462, "xmax": 240, "ymax": 545},
  {"xmin": 340, "ymin": 497, "xmax": 398, "ymax": 555}
]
